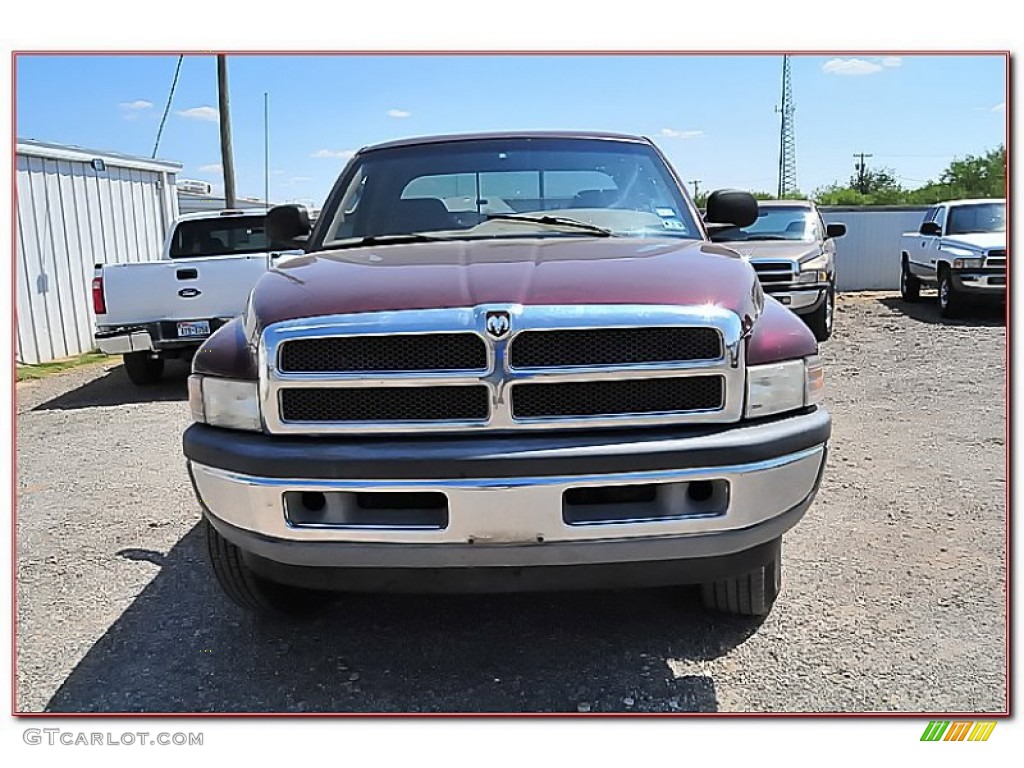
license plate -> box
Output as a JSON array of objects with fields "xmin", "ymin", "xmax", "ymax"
[{"xmin": 177, "ymin": 321, "xmax": 211, "ymax": 338}]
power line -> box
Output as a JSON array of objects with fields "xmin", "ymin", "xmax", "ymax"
[{"xmin": 152, "ymin": 55, "xmax": 184, "ymax": 159}]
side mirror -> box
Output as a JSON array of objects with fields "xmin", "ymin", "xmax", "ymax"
[
  {"xmin": 919, "ymin": 221, "xmax": 942, "ymax": 237},
  {"xmin": 825, "ymin": 222, "xmax": 846, "ymax": 239},
  {"xmin": 266, "ymin": 204, "xmax": 312, "ymax": 249},
  {"xmin": 704, "ymin": 189, "xmax": 759, "ymax": 228}
]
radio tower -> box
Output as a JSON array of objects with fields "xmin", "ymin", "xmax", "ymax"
[{"xmin": 776, "ymin": 55, "xmax": 798, "ymax": 198}]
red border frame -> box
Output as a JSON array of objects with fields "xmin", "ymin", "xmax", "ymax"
[{"xmin": 9, "ymin": 49, "xmax": 1011, "ymax": 718}]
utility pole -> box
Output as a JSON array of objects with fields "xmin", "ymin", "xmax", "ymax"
[
  {"xmin": 853, "ymin": 152, "xmax": 873, "ymax": 193},
  {"xmin": 264, "ymin": 92, "xmax": 270, "ymax": 209},
  {"xmin": 689, "ymin": 179, "xmax": 701, "ymax": 199},
  {"xmin": 217, "ymin": 55, "xmax": 237, "ymax": 209}
]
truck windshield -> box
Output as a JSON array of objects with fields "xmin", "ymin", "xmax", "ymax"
[
  {"xmin": 318, "ymin": 137, "xmax": 701, "ymax": 247},
  {"xmin": 169, "ymin": 215, "xmax": 269, "ymax": 258},
  {"xmin": 946, "ymin": 202, "xmax": 1005, "ymax": 235},
  {"xmin": 722, "ymin": 206, "xmax": 818, "ymax": 242}
]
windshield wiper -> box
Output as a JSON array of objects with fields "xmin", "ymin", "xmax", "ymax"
[
  {"xmin": 330, "ymin": 233, "xmax": 450, "ymax": 249},
  {"xmin": 484, "ymin": 213, "xmax": 613, "ymax": 237}
]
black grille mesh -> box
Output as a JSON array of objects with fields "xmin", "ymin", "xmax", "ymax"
[
  {"xmin": 279, "ymin": 334, "xmax": 487, "ymax": 373},
  {"xmin": 509, "ymin": 327, "xmax": 721, "ymax": 368},
  {"xmin": 512, "ymin": 376, "xmax": 724, "ymax": 419},
  {"xmin": 281, "ymin": 386, "xmax": 489, "ymax": 422}
]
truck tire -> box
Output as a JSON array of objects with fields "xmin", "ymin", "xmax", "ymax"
[
  {"xmin": 900, "ymin": 258, "xmax": 921, "ymax": 302},
  {"xmin": 204, "ymin": 518, "xmax": 332, "ymax": 618},
  {"xmin": 804, "ymin": 286, "xmax": 834, "ymax": 342},
  {"xmin": 123, "ymin": 352, "xmax": 164, "ymax": 386},
  {"xmin": 700, "ymin": 538, "xmax": 782, "ymax": 616},
  {"xmin": 937, "ymin": 266, "xmax": 963, "ymax": 318}
]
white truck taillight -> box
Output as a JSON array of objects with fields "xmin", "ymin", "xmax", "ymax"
[{"xmin": 92, "ymin": 275, "xmax": 106, "ymax": 314}]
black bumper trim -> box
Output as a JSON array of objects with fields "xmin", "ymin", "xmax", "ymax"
[{"xmin": 184, "ymin": 408, "xmax": 831, "ymax": 481}]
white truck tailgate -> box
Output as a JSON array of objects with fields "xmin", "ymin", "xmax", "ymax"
[{"xmin": 100, "ymin": 254, "xmax": 269, "ymax": 326}]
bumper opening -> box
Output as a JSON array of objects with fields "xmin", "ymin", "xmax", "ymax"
[
  {"xmin": 285, "ymin": 490, "xmax": 449, "ymax": 530},
  {"xmin": 563, "ymin": 478, "xmax": 728, "ymax": 525}
]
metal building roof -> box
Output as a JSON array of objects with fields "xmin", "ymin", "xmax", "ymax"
[{"xmin": 16, "ymin": 138, "xmax": 183, "ymax": 173}]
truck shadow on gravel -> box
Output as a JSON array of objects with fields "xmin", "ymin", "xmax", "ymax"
[
  {"xmin": 877, "ymin": 296, "xmax": 1006, "ymax": 327},
  {"xmin": 32, "ymin": 362, "xmax": 190, "ymax": 411},
  {"xmin": 43, "ymin": 524, "xmax": 764, "ymax": 714}
]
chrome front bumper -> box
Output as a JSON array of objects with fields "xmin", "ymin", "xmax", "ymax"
[{"xmin": 190, "ymin": 443, "xmax": 827, "ymax": 569}]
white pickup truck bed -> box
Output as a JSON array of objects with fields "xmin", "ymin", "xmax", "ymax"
[{"xmin": 93, "ymin": 209, "xmax": 276, "ymax": 384}]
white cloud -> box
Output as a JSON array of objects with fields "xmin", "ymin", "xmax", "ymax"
[
  {"xmin": 177, "ymin": 106, "xmax": 219, "ymax": 122},
  {"xmin": 880, "ymin": 56, "xmax": 903, "ymax": 68},
  {"xmin": 992, "ymin": 101, "xmax": 1006, "ymax": 113},
  {"xmin": 659, "ymin": 128, "xmax": 704, "ymax": 139},
  {"xmin": 822, "ymin": 58, "xmax": 884, "ymax": 76},
  {"xmin": 119, "ymin": 99, "xmax": 153, "ymax": 111},
  {"xmin": 387, "ymin": 108, "xmax": 411, "ymax": 118},
  {"xmin": 198, "ymin": 163, "xmax": 222, "ymax": 174},
  {"xmin": 310, "ymin": 148, "xmax": 356, "ymax": 159}
]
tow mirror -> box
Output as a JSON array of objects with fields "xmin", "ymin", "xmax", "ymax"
[{"xmin": 267, "ymin": 204, "xmax": 312, "ymax": 249}]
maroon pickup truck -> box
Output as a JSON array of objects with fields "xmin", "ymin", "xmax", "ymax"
[{"xmin": 184, "ymin": 132, "xmax": 831, "ymax": 619}]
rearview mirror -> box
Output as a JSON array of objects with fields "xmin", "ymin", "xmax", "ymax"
[
  {"xmin": 826, "ymin": 223, "xmax": 846, "ymax": 239},
  {"xmin": 267, "ymin": 204, "xmax": 312, "ymax": 249},
  {"xmin": 919, "ymin": 221, "xmax": 942, "ymax": 237},
  {"xmin": 704, "ymin": 189, "xmax": 759, "ymax": 228}
]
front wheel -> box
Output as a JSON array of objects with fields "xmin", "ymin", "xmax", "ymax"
[
  {"xmin": 204, "ymin": 518, "xmax": 333, "ymax": 618},
  {"xmin": 804, "ymin": 286, "xmax": 834, "ymax": 342},
  {"xmin": 900, "ymin": 259, "xmax": 921, "ymax": 302},
  {"xmin": 938, "ymin": 267, "xmax": 964, "ymax": 318},
  {"xmin": 701, "ymin": 537, "xmax": 782, "ymax": 616},
  {"xmin": 122, "ymin": 352, "xmax": 164, "ymax": 386}
]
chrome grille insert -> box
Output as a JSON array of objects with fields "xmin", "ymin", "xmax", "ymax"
[
  {"xmin": 280, "ymin": 386, "xmax": 490, "ymax": 423},
  {"xmin": 509, "ymin": 327, "xmax": 722, "ymax": 369},
  {"xmin": 279, "ymin": 333, "xmax": 487, "ymax": 373},
  {"xmin": 512, "ymin": 376, "xmax": 725, "ymax": 420}
]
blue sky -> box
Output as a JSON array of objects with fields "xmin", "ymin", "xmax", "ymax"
[{"xmin": 16, "ymin": 54, "xmax": 1006, "ymax": 205}]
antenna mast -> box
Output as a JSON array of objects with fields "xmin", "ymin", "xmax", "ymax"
[{"xmin": 777, "ymin": 55, "xmax": 798, "ymax": 198}]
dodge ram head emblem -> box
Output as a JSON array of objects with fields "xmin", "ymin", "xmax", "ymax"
[{"xmin": 485, "ymin": 311, "xmax": 511, "ymax": 338}]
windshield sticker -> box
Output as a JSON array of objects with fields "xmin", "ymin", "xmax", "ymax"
[
  {"xmin": 662, "ymin": 219, "xmax": 686, "ymax": 230},
  {"xmin": 655, "ymin": 207, "xmax": 677, "ymax": 218}
]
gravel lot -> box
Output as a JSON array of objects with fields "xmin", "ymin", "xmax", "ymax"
[{"xmin": 15, "ymin": 291, "xmax": 1006, "ymax": 713}]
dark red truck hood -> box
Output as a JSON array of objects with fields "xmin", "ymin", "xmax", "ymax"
[{"xmin": 251, "ymin": 237, "xmax": 762, "ymax": 330}]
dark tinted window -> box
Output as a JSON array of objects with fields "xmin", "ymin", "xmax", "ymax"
[
  {"xmin": 169, "ymin": 216, "xmax": 268, "ymax": 258},
  {"xmin": 946, "ymin": 203, "xmax": 1005, "ymax": 235}
]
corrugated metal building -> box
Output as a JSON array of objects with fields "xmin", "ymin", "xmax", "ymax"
[
  {"xmin": 821, "ymin": 206, "xmax": 929, "ymax": 291},
  {"xmin": 15, "ymin": 139, "xmax": 181, "ymax": 364}
]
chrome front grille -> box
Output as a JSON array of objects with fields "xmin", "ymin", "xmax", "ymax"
[
  {"xmin": 260, "ymin": 304, "xmax": 746, "ymax": 434},
  {"xmin": 986, "ymin": 249, "xmax": 1006, "ymax": 268},
  {"xmin": 751, "ymin": 261, "xmax": 796, "ymax": 284}
]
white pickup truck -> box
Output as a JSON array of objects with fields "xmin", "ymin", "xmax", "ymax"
[
  {"xmin": 92, "ymin": 209, "xmax": 289, "ymax": 385},
  {"xmin": 899, "ymin": 198, "xmax": 1006, "ymax": 317}
]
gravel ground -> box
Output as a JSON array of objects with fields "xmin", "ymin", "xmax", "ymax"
[{"xmin": 15, "ymin": 292, "xmax": 1006, "ymax": 713}]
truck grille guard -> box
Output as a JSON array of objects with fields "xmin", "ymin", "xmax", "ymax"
[{"xmin": 258, "ymin": 304, "xmax": 747, "ymax": 435}]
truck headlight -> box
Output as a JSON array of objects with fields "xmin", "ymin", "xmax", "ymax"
[
  {"xmin": 953, "ymin": 258, "xmax": 983, "ymax": 269},
  {"xmin": 188, "ymin": 375, "xmax": 262, "ymax": 431},
  {"xmin": 797, "ymin": 254, "xmax": 829, "ymax": 283},
  {"xmin": 745, "ymin": 355, "xmax": 824, "ymax": 418}
]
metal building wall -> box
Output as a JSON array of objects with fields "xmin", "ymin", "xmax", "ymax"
[
  {"xmin": 821, "ymin": 206, "xmax": 929, "ymax": 291},
  {"xmin": 15, "ymin": 143, "xmax": 181, "ymax": 364}
]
